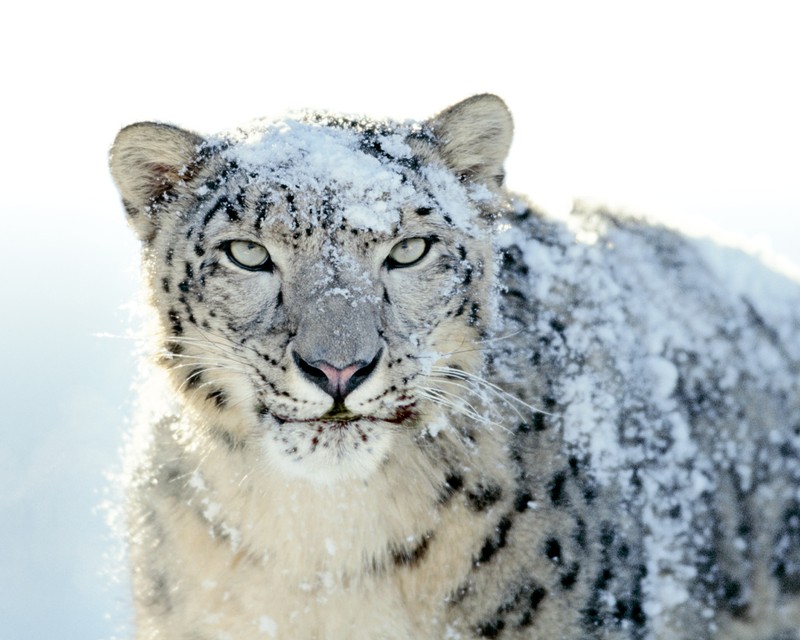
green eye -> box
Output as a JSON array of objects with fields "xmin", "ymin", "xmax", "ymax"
[
  {"xmin": 386, "ymin": 237, "xmax": 432, "ymax": 268},
  {"xmin": 225, "ymin": 240, "xmax": 272, "ymax": 271}
]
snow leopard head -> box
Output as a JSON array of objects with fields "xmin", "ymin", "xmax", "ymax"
[{"xmin": 110, "ymin": 95, "xmax": 513, "ymax": 482}]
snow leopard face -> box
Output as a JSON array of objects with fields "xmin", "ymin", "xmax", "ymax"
[{"xmin": 110, "ymin": 96, "xmax": 513, "ymax": 482}]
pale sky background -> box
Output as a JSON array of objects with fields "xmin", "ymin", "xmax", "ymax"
[{"xmin": 0, "ymin": 1, "xmax": 798, "ymax": 638}]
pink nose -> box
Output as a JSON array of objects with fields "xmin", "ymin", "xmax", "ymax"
[
  {"xmin": 292, "ymin": 350, "xmax": 382, "ymax": 402},
  {"xmin": 315, "ymin": 362, "xmax": 363, "ymax": 399}
]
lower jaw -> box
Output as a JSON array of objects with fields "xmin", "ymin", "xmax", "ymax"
[{"xmin": 261, "ymin": 424, "xmax": 396, "ymax": 484}]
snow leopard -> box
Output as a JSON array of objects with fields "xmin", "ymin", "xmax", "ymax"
[{"xmin": 109, "ymin": 94, "xmax": 800, "ymax": 640}]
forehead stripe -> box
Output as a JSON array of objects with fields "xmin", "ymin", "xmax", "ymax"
[{"xmin": 201, "ymin": 195, "xmax": 230, "ymax": 228}]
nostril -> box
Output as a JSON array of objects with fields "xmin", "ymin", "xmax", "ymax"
[
  {"xmin": 292, "ymin": 353, "xmax": 330, "ymax": 392},
  {"xmin": 346, "ymin": 349, "xmax": 381, "ymax": 395},
  {"xmin": 292, "ymin": 349, "xmax": 382, "ymax": 401}
]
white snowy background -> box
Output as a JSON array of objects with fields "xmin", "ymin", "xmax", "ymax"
[{"xmin": 1, "ymin": 1, "xmax": 797, "ymax": 638}]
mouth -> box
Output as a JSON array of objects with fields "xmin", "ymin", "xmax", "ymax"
[
  {"xmin": 255, "ymin": 400, "xmax": 421, "ymax": 481},
  {"xmin": 263, "ymin": 403, "xmax": 419, "ymax": 428}
]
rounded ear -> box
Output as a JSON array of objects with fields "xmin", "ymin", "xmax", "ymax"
[
  {"xmin": 429, "ymin": 94, "xmax": 513, "ymax": 187},
  {"xmin": 109, "ymin": 122, "xmax": 203, "ymax": 241}
]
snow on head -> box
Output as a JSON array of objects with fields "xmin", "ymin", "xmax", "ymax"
[
  {"xmin": 217, "ymin": 118, "xmax": 414, "ymax": 233},
  {"xmin": 211, "ymin": 114, "xmax": 491, "ymax": 235}
]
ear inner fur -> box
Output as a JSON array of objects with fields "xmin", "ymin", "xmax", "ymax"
[
  {"xmin": 109, "ymin": 121, "xmax": 203, "ymax": 240},
  {"xmin": 429, "ymin": 93, "xmax": 513, "ymax": 185}
]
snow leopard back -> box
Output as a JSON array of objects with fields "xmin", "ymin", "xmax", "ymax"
[
  {"xmin": 110, "ymin": 95, "xmax": 800, "ymax": 639},
  {"xmin": 493, "ymin": 203, "xmax": 800, "ymax": 639}
]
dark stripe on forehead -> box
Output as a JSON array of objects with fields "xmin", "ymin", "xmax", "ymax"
[
  {"xmin": 254, "ymin": 194, "xmax": 272, "ymax": 230},
  {"xmin": 228, "ymin": 188, "xmax": 245, "ymax": 221},
  {"xmin": 202, "ymin": 196, "xmax": 228, "ymax": 227},
  {"xmin": 201, "ymin": 193, "xmax": 244, "ymax": 228},
  {"xmin": 285, "ymin": 193, "xmax": 296, "ymax": 215}
]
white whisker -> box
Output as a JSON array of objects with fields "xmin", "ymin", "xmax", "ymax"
[
  {"xmin": 473, "ymin": 329, "xmax": 525, "ymax": 345},
  {"xmin": 431, "ymin": 365, "xmax": 552, "ymax": 416},
  {"xmin": 414, "ymin": 386, "xmax": 509, "ymax": 432}
]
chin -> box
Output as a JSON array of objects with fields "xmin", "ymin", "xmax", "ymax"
[{"xmin": 259, "ymin": 415, "xmax": 397, "ymax": 484}]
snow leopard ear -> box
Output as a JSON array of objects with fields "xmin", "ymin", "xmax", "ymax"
[
  {"xmin": 109, "ymin": 122, "xmax": 204, "ymax": 241},
  {"xmin": 429, "ymin": 94, "xmax": 513, "ymax": 187}
]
